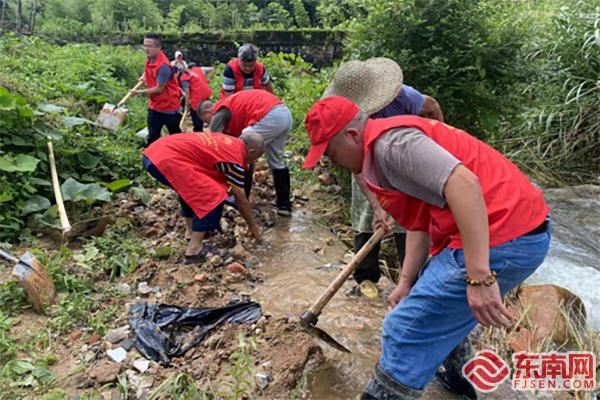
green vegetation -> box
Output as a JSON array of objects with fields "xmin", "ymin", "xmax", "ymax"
[{"xmin": 347, "ymin": 0, "xmax": 599, "ymax": 184}]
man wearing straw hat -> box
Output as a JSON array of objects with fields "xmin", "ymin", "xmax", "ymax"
[
  {"xmin": 322, "ymin": 58, "xmax": 443, "ymax": 297},
  {"xmin": 302, "ymin": 96, "xmax": 551, "ymax": 399}
]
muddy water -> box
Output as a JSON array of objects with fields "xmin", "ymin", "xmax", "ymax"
[{"xmin": 251, "ymin": 209, "xmax": 393, "ymax": 399}]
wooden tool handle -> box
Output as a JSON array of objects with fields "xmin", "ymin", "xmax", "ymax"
[
  {"xmin": 308, "ymin": 227, "xmax": 386, "ymax": 316},
  {"xmin": 47, "ymin": 140, "xmax": 71, "ymax": 233},
  {"xmin": 116, "ymin": 80, "xmax": 144, "ymax": 108},
  {"xmin": 0, "ymin": 249, "xmax": 18, "ymax": 264},
  {"xmin": 179, "ymin": 109, "xmax": 189, "ymax": 132}
]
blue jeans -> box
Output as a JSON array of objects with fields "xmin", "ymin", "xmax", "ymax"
[
  {"xmin": 379, "ymin": 220, "xmax": 552, "ymax": 390},
  {"xmin": 142, "ymin": 155, "xmax": 224, "ymax": 232}
]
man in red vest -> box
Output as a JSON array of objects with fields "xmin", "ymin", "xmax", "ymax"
[
  {"xmin": 303, "ymin": 97, "xmax": 551, "ymax": 399},
  {"xmin": 220, "ymin": 44, "xmax": 273, "ymax": 99},
  {"xmin": 130, "ymin": 33, "xmax": 182, "ymax": 146},
  {"xmin": 201, "ymin": 90, "xmax": 293, "ymax": 217},
  {"xmin": 179, "ymin": 63, "xmax": 213, "ymax": 131},
  {"xmin": 143, "ymin": 131, "xmax": 264, "ymax": 263}
]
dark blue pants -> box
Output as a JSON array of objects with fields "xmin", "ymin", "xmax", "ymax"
[{"xmin": 142, "ymin": 155, "xmax": 223, "ymax": 232}]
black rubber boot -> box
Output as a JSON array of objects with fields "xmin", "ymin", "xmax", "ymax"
[
  {"xmin": 244, "ymin": 164, "xmax": 254, "ymax": 199},
  {"xmin": 362, "ymin": 363, "xmax": 423, "ymax": 400},
  {"xmin": 353, "ymin": 232, "xmax": 382, "ymax": 283},
  {"xmin": 272, "ymin": 167, "xmax": 292, "ymax": 217},
  {"xmin": 435, "ymin": 338, "xmax": 478, "ymax": 400}
]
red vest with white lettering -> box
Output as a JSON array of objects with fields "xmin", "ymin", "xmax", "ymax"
[
  {"xmin": 219, "ymin": 58, "xmax": 265, "ymax": 99},
  {"xmin": 179, "ymin": 67, "xmax": 213, "ymax": 111},
  {"xmin": 213, "ymin": 90, "xmax": 282, "ymax": 137},
  {"xmin": 143, "ymin": 132, "xmax": 247, "ymax": 219},
  {"xmin": 144, "ymin": 51, "xmax": 181, "ymax": 112},
  {"xmin": 363, "ymin": 116, "xmax": 549, "ymax": 255}
]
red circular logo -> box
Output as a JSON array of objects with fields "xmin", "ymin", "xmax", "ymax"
[{"xmin": 462, "ymin": 350, "xmax": 510, "ymax": 393}]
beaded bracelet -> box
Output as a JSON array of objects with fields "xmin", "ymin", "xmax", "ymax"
[{"xmin": 464, "ymin": 271, "xmax": 497, "ymax": 286}]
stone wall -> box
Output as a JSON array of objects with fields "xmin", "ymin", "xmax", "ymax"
[{"xmin": 106, "ymin": 30, "xmax": 345, "ymax": 68}]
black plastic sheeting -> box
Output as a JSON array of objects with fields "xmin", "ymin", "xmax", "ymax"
[{"xmin": 128, "ymin": 301, "xmax": 262, "ymax": 365}]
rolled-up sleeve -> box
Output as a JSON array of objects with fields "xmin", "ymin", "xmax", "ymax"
[{"xmin": 373, "ymin": 128, "xmax": 461, "ymax": 208}]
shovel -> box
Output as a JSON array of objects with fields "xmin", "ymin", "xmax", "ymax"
[
  {"xmin": 47, "ymin": 139, "xmax": 109, "ymax": 241},
  {"xmin": 47, "ymin": 139, "xmax": 71, "ymax": 234},
  {"xmin": 299, "ymin": 227, "xmax": 386, "ymax": 353},
  {"xmin": 0, "ymin": 250, "xmax": 57, "ymax": 313},
  {"xmin": 97, "ymin": 81, "xmax": 144, "ymax": 130}
]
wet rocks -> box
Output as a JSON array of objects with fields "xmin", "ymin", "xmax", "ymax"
[
  {"xmin": 104, "ymin": 326, "xmax": 129, "ymax": 344},
  {"xmin": 90, "ymin": 361, "xmax": 121, "ymax": 384},
  {"xmin": 226, "ymin": 262, "xmax": 246, "ymax": 275},
  {"xmin": 509, "ymin": 284, "xmax": 586, "ymax": 352},
  {"xmin": 209, "ymin": 255, "xmax": 223, "ymax": 267}
]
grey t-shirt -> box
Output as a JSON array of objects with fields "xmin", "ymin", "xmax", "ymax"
[{"xmin": 366, "ymin": 127, "xmax": 461, "ymax": 208}]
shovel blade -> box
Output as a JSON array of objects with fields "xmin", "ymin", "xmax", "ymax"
[
  {"xmin": 303, "ymin": 323, "xmax": 351, "ymax": 353},
  {"xmin": 12, "ymin": 252, "xmax": 57, "ymax": 313}
]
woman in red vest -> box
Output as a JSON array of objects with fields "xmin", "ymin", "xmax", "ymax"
[
  {"xmin": 143, "ymin": 131, "xmax": 264, "ymax": 263},
  {"xmin": 130, "ymin": 33, "xmax": 182, "ymax": 146},
  {"xmin": 303, "ymin": 97, "xmax": 551, "ymax": 399},
  {"xmin": 220, "ymin": 44, "xmax": 273, "ymax": 99}
]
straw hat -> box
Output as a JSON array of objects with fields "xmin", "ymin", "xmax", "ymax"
[{"xmin": 322, "ymin": 57, "xmax": 403, "ymax": 115}]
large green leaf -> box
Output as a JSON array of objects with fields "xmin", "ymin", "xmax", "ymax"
[
  {"xmin": 61, "ymin": 178, "xmax": 111, "ymax": 202},
  {"xmin": 0, "ymin": 87, "xmax": 17, "ymax": 111},
  {"xmin": 22, "ymin": 195, "xmax": 51, "ymax": 214},
  {"xmin": 63, "ymin": 116, "xmax": 92, "ymax": 127},
  {"xmin": 103, "ymin": 178, "xmax": 132, "ymax": 192},
  {"xmin": 0, "ymin": 154, "xmax": 40, "ymax": 172},
  {"xmin": 77, "ymin": 152, "xmax": 101, "ymax": 169},
  {"xmin": 37, "ymin": 103, "xmax": 66, "ymax": 114}
]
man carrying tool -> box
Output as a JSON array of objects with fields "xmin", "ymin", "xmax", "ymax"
[
  {"xmin": 130, "ymin": 33, "xmax": 182, "ymax": 146},
  {"xmin": 179, "ymin": 64, "xmax": 213, "ymax": 131},
  {"xmin": 143, "ymin": 131, "xmax": 264, "ymax": 263},
  {"xmin": 200, "ymin": 89, "xmax": 293, "ymax": 217},
  {"xmin": 220, "ymin": 43, "xmax": 273, "ymax": 99},
  {"xmin": 322, "ymin": 58, "xmax": 444, "ymax": 297},
  {"xmin": 303, "ymin": 97, "xmax": 551, "ymax": 399}
]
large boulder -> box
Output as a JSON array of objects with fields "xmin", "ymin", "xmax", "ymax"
[{"xmin": 509, "ymin": 284, "xmax": 586, "ymax": 352}]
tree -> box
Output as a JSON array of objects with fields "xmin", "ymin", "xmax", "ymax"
[
  {"xmin": 348, "ymin": 0, "xmax": 524, "ymax": 136},
  {"xmin": 290, "ymin": 0, "xmax": 309, "ymax": 27},
  {"xmin": 90, "ymin": 0, "xmax": 163, "ymax": 30},
  {"xmin": 262, "ymin": 1, "xmax": 291, "ymax": 28}
]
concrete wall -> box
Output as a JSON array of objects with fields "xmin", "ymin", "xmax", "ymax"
[{"xmin": 107, "ymin": 30, "xmax": 345, "ymax": 68}]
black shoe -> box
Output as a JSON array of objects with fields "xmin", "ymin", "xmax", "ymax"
[
  {"xmin": 273, "ymin": 167, "xmax": 292, "ymax": 217},
  {"xmin": 436, "ymin": 369, "xmax": 477, "ymax": 399}
]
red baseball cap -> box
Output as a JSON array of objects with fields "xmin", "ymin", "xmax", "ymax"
[{"xmin": 303, "ymin": 96, "xmax": 360, "ymax": 169}]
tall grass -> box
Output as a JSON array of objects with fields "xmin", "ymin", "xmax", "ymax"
[{"xmin": 492, "ymin": 2, "xmax": 600, "ymax": 185}]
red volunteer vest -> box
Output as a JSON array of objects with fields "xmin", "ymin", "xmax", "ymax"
[
  {"xmin": 363, "ymin": 116, "xmax": 549, "ymax": 255},
  {"xmin": 144, "ymin": 51, "xmax": 181, "ymax": 112},
  {"xmin": 143, "ymin": 132, "xmax": 247, "ymax": 219},
  {"xmin": 179, "ymin": 67, "xmax": 213, "ymax": 110},
  {"xmin": 213, "ymin": 90, "xmax": 282, "ymax": 137},
  {"xmin": 219, "ymin": 59, "xmax": 265, "ymax": 99}
]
